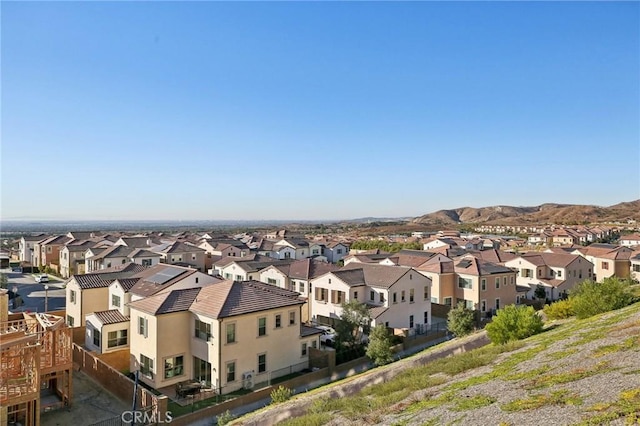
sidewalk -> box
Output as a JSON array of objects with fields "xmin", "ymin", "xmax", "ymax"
[{"xmin": 186, "ymin": 334, "xmax": 453, "ymax": 426}]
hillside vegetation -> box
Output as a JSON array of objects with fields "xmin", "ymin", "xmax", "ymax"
[
  {"xmin": 236, "ymin": 302, "xmax": 640, "ymax": 426},
  {"xmin": 412, "ymin": 199, "xmax": 640, "ymax": 226}
]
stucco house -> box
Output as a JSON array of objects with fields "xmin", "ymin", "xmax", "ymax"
[
  {"xmin": 310, "ymin": 263, "xmax": 432, "ymax": 331},
  {"xmin": 571, "ymin": 244, "xmax": 633, "ymax": 282},
  {"xmin": 127, "ymin": 280, "xmax": 320, "ymax": 394},
  {"xmin": 34, "ymin": 235, "xmax": 72, "ymax": 270},
  {"xmin": 155, "ymin": 241, "xmax": 207, "ymax": 272},
  {"xmin": 505, "ymin": 252, "xmax": 594, "ymax": 301},
  {"xmin": 19, "ymin": 234, "xmax": 46, "ymax": 264}
]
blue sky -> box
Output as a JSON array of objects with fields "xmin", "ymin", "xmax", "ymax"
[{"xmin": 2, "ymin": 2, "xmax": 639, "ymax": 221}]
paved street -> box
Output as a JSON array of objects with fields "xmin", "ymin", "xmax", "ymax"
[{"xmin": 2, "ymin": 268, "xmax": 66, "ymax": 314}]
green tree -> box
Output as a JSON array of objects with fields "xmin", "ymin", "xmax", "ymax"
[
  {"xmin": 485, "ymin": 305, "xmax": 544, "ymax": 345},
  {"xmin": 366, "ymin": 324, "xmax": 394, "ymax": 366},
  {"xmin": 534, "ymin": 285, "xmax": 547, "ymax": 300},
  {"xmin": 447, "ymin": 302, "xmax": 476, "ymax": 337},
  {"xmin": 569, "ymin": 277, "xmax": 634, "ymax": 319},
  {"xmin": 336, "ymin": 300, "xmax": 371, "ymax": 348},
  {"xmin": 542, "ymin": 299, "xmax": 575, "ymax": 320}
]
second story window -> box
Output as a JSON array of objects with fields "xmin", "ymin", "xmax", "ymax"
[
  {"xmin": 289, "ymin": 311, "xmax": 296, "ymax": 325},
  {"xmin": 226, "ymin": 323, "xmax": 236, "ymax": 344},
  {"xmin": 138, "ymin": 317, "xmax": 148, "ymax": 338},
  {"xmin": 495, "ymin": 278, "xmax": 500, "ymax": 289},
  {"xmin": 458, "ymin": 277, "xmax": 473, "ymax": 290},
  {"xmin": 258, "ymin": 317, "xmax": 267, "ymax": 336},
  {"xmin": 409, "ymin": 289, "xmax": 414, "ymax": 303},
  {"xmin": 275, "ymin": 314, "xmax": 282, "ymax": 328},
  {"xmin": 401, "ymin": 290, "xmax": 406, "ymax": 302},
  {"xmin": 70, "ymin": 290, "xmax": 76, "ymax": 304},
  {"xmin": 370, "ymin": 290, "xmax": 375, "ymax": 301},
  {"xmin": 195, "ymin": 319, "xmax": 211, "ymax": 341},
  {"xmin": 112, "ymin": 294, "xmax": 121, "ymax": 308},
  {"xmin": 481, "ymin": 279, "xmax": 486, "ymax": 291}
]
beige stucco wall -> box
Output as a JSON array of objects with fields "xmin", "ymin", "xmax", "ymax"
[{"xmin": 66, "ymin": 281, "xmax": 109, "ymax": 327}]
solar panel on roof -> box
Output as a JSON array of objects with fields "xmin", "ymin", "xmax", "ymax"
[{"xmin": 147, "ymin": 267, "xmax": 183, "ymax": 284}]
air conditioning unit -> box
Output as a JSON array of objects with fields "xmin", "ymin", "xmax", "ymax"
[{"xmin": 242, "ymin": 371, "xmax": 254, "ymax": 389}]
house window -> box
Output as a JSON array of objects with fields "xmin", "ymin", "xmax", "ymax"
[
  {"xmin": 510, "ymin": 276, "xmax": 514, "ymax": 284},
  {"xmin": 192, "ymin": 254, "xmax": 197, "ymax": 261},
  {"xmin": 235, "ymin": 275, "xmax": 243, "ymax": 281},
  {"xmin": 315, "ymin": 287, "xmax": 328, "ymax": 302},
  {"xmin": 289, "ymin": 311, "xmax": 296, "ymax": 325},
  {"xmin": 70, "ymin": 290, "xmax": 76, "ymax": 304},
  {"xmin": 67, "ymin": 315, "xmax": 74, "ymax": 327},
  {"xmin": 226, "ymin": 323, "xmax": 236, "ymax": 343},
  {"xmin": 393, "ymin": 292, "xmax": 397, "ymax": 304},
  {"xmin": 380, "ymin": 293, "xmax": 385, "ymax": 303},
  {"xmin": 140, "ymin": 354, "xmax": 154, "ymax": 378},
  {"xmin": 458, "ymin": 277, "xmax": 473, "ymax": 289},
  {"xmin": 142, "ymin": 259, "xmax": 152, "ymax": 266},
  {"xmin": 354, "ymin": 291, "xmax": 358, "ymax": 300},
  {"xmin": 337, "ymin": 249, "xmax": 343, "ymax": 254},
  {"xmin": 311, "ymin": 340, "xmax": 317, "ymax": 349},
  {"xmin": 275, "ymin": 314, "xmax": 282, "ymax": 328},
  {"xmin": 633, "ymin": 265, "xmax": 640, "ymax": 272},
  {"xmin": 409, "ymin": 289, "xmax": 414, "ymax": 303},
  {"xmin": 431, "ymin": 297, "xmax": 438, "ymax": 304},
  {"xmin": 195, "ymin": 319, "xmax": 211, "ymax": 341},
  {"xmin": 107, "ymin": 330, "xmax": 128, "ymax": 348},
  {"xmin": 424, "ymin": 286, "xmax": 429, "ymax": 300},
  {"xmin": 267, "ymin": 278, "xmax": 277, "ymax": 285},
  {"xmin": 495, "ymin": 278, "xmax": 500, "ymax": 289},
  {"xmin": 258, "ymin": 317, "xmax": 267, "ymax": 336},
  {"xmin": 601, "ymin": 262, "xmax": 609, "ymax": 270},
  {"xmin": 331, "ymin": 290, "xmax": 344, "ymax": 305},
  {"xmin": 112, "ymin": 294, "xmax": 121, "ymax": 308},
  {"xmin": 480, "ymin": 299, "xmax": 487, "ymax": 312},
  {"xmin": 226, "ymin": 361, "xmax": 236, "ymax": 382},
  {"xmin": 164, "ymin": 355, "xmax": 184, "ymax": 379},
  {"xmin": 481, "ymin": 279, "xmax": 486, "ymax": 291},
  {"xmin": 408, "ymin": 315, "xmax": 414, "ymax": 328},
  {"xmin": 401, "ymin": 290, "xmax": 406, "ymax": 302},
  {"xmin": 495, "ymin": 299, "xmax": 501, "ymax": 310},
  {"xmin": 225, "ymin": 273, "xmax": 232, "ymax": 279},
  {"xmin": 93, "ymin": 329, "xmax": 101, "ymax": 347},
  {"xmin": 258, "ymin": 354, "xmax": 267, "ymax": 373},
  {"xmin": 503, "ymin": 277, "xmax": 507, "ymax": 286},
  {"xmin": 193, "ymin": 357, "xmax": 211, "ymax": 386},
  {"xmin": 328, "ymin": 278, "xmax": 332, "ymax": 284},
  {"xmin": 557, "ymin": 270, "xmax": 562, "ymax": 277},
  {"xmin": 444, "ymin": 297, "xmax": 452, "ymax": 307},
  {"xmin": 301, "ymin": 343, "xmax": 308, "ymax": 357},
  {"xmin": 138, "ymin": 317, "xmax": 148, "ymax": 337},
  {"xmin": 465, "ymin": 300, "xmax": 474, "ymax": 309},
  {"xmin": 424, "ymin": 311, "xmax": 429, "ymax": 324},
  {"xmin": 299, "ymin": 282, "xmax": 305, "ymax": 293}
]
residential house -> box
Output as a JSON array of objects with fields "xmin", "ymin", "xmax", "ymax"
[
  {"xmin": 319, "ymin": 242, "xmax": 350, "ymax": 264},
  {"xmin": 259, "ymin": 259, "xmax": 339, "ymax": 321},
  {"xmin": 310, "ymin": 263, "xmax": 432, "ymax": 331},
  {"xmin": 18, "ymin": 234, "xmax": 46, "ymax": 264},
  {"xmin": 60, "ymin": 240, "xmax": 107, "ymax": 278},
  {"xmin": 34, "ymin": 235, "xmax": 72, "ymax": 270},
  {"xmin": 114, "ymin": 236, "xmax": 157, "ymax": 248},
  {"xmin": 65, "ymin": 263, "xmax": 147, "ymax": 328},
  {"xmin": 198, "ymin": 239, "xmax": 250, "ymax": 258},
  {"xmin": 156, "ymin": 241, "xmax": 207, "ymax": 272},
  {"xmin": 505, "ymin": 253, "xmax": 594, "ymax": 301},
  {"xmin": 85, "ymin": 245, "xmax": 161, "ymax": 273},
  {"xmin": 451, "ymin": 255, "xmax": 518, "ymax": 316},
  {"xmin": 127, "ymin": 280, "xmax": 319, "ymax": 394},
  {"xmin": 84, "ymin": 265, "xmax": 223, "ymax": 353},
  {"xmin": 217, "ymin": 258, "xmax": 294, "ymax": 282},
  {"xmin": 422, "ymin": 238, "xmax": 458, "ymax": 251},
  {"xmin": 572, "ymin": 244, "xmax": 633, "ymax": 282},
  {"xmin": 619, "ymin": 234, "xmax": 640, "ymax": 248}
]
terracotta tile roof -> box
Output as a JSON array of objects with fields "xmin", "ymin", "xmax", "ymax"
[
  {"xmin": 331, "ymin": 269, "xmax": 366, "ymax": 287},
  {"xmin": 521, "ymin": 252, "xmax": 582, "ymax": 268},
  {"xmin": 39, "ymin": 235, "xmax": 72, "ymax": 246},
  {"xmin": 129, "ymin": 248, "xmax": 162, "ymax": 258},
  {"xmin": 116, "ymin": 278, "xmax": 141, "ymax": 291},
  {"xmin": 454, "ymin": 256, "xmax": 513, "ymax": 276},
  {"xmin": 118, "ymin": 237, "xmax": 154, "ymax": 248},
  {"xmin": 214, "ymin": 254, "xmax": 262, "ymax": 267},
  {"xmin": 417, "ymin": 254, "xmax": 455, "ymax": 274},
  {"xmin": 94, "ymin": 309, "xmax": 129, "ymax": 325},
  {"xmin": 161, "ymin": 241, "xmax": 206, "ymax": 254},
  {"xmin": 468, "ymin": 249, "xmax": 517, "ymax": 265},
  {"xmin": 234, "ymin": 259, "xmax": 295, "ymax": 273},
  {"xmin": 71, "ymin": 263, "xmax": 147, "ymax": 289},
  {"xmin": 129, "ymin": 287, "xmax": 202, "ymax": 315},
  {"xmin": 90, "ymin": 245, "xmax": 135, "ymax": 260},
  {"xmin": 64, "ymin": 241, "xmax": 97, "ymax": 252},
  {"xmin": 287, "ymin": 259, "xmax": 339, "ymax": 280},
  {"xmin": 340, "ymin": 263, "xmax": 415, "ymax": 289},
  {"xmin": 368, "ymin": 305, "xmax": 388, "ymax": 319},
  {"xmin": 189, "ymin": 280, "xmax": 303, "ymax": 319}
]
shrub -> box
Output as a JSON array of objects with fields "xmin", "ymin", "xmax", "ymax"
[
  {"xmin": 447, "ymin": 302, "xmax": 476, "ymax": 337},
  {"xmin": 486, "ymin": 305, "xmax": 544, "ymax": 345},
  {"xmin": 270, "ymin": 386, "xmax": 293, "ymax": 404},
  {"xmin": 570, "ymin": 278, "xmax": 634, "ymax": 319},
  {"xmin": 366, "ymin": 324, "xmax": 394, "ymax": 366},
  {"xmin": 543, "ymin": 299, "xmax": 575, "ymax": 320},
  {"xmin": 216, "ymin": 410, "xmax": 235, "ymax": 426}
]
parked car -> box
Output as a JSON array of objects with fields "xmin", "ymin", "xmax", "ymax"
[
  {"xmin": 316, "ymin": 325, "xmax": 336, "ymax": 347},
  {"xmin": 35, "ymin": 274, "xmax": 49, "ymax": 283}
]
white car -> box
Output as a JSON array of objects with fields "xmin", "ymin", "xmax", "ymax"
[
  {"xmin": 316, "ymin": 325, "xmax": 336, "ymax": 347},
  {"xmin": 35, "ymin": 274, "xmax": 49, "ymax": 283}
]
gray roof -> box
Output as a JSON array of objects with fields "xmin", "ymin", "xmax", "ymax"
[
  {"xmin": 94, "ymin": 309, "xmax": 129, "ymax": 325},
  {"xmin": 340, "ymin": 263, "xmax": 415, "ymax": 289}
]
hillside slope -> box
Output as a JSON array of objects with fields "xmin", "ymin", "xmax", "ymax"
[
  {"xmin": 412, "ymin": 200, "xmax": 640, "ymax": 226},
  {"xmin": 235, "ymin": 302, "xmax": 640, "ymax": 426}
]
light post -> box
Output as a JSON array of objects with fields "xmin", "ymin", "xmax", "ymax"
[{"xmin": 44, "ymin": 284, "xmax": 49, "ymax": 313}]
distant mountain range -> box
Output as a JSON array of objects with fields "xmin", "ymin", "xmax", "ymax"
[{"xmin": 412, "ymin": 200, "xmax": 640, "ymax": 226}]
